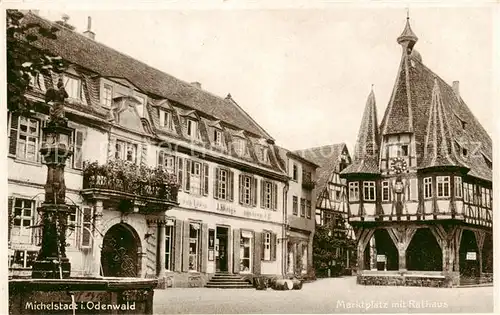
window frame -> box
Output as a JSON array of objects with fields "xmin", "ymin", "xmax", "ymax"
[
  {"xmin": 17, "ymin": 116, "xmax": 40, "ymax": 162},
  {"xmin": 292, "ymin": 196, "xmax": 298, "ymax": 216},
  {"xmin": 300, "ymin": 198, "xmax": 306, "ymax": 217},
  {"xmin": 436, "ymin": 176, "xmax": 450, "ymax": 198},
  {"xmin": 188, "ymin": 223, "xmax": 201, "ymax": 272},
  {"xmin": 348, "ymin": 182, "xmax": 359, "ymax": 202},
  {"xmin": 159, "ymin": 109, "xmax": 174, "ymax": 131},
  {"xmin": 165, "ymin": 224, "xmax": 174, "ymax": 271},
  {"xmin": 115, "ymin": 139, "xmax": 138, "ymax": 164},
  {"xmin": 102, "ymin": 84, "xmax": 113, "ymax": 107},
  {"xmin": 424, "ymin": 177, "xmax": 433, "ymax": 199},
  {"xmin": 63, "ymin": 74, "xmax": 82, "ymax": 100},
  {"xmin": 263, "ymin": 232, "xmax": 271, "ymax": 261},
  {"xmin": 363, "ymin": 181, "xmax": 376, "ymax": 201},
  {"xmin": 213, "ymin": 128, "xmax": 223, "ymax": 146},
  {"xmin": 186, "ymin": 119, "xmax": 200, "ymax": 140},
  {"xmin": 454, "ymin": 176, "xmax": 463, "ymax": 199},
  {"xmin": 382, "ymin": 181, "xmax": 390, "ymax": 202}
]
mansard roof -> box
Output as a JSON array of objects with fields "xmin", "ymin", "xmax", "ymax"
[
  {"xmin": 295, "ymin": 143, "xmax": 349, "ymax": 190},
  {"xmin": 341, "ymin": 89, "xmax": 380, "ymax": 176},
  {"xmin": 22, "ymin": 12, "xmax": 273, "ymax": 140}
]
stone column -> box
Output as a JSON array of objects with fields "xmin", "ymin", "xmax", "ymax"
[
  {"xmin": 157, "ymin": 223, "xmax": 166, "ymax": 278},
  {"xmin": 370, "ymin": 237, "xmax": 377, "ymax": 270}
]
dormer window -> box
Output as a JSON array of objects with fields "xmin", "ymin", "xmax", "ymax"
[
  {"xmin": 136, "ymin": 95, "xmax": 146, "ymax": 117},
  {"xmin": 63, "ymin": 75, "xmax": 82, "ymax": 100},
  {"xmin": 256, "ymin": 145, "xmax": 269, "ymax": 164},
  {"xmin": 186, "ymin": 119, "xmax": 199, "ymax": 140},
  {"xmin": 234, "ymin": 137, "xmax": 246, "ymax": 156},
  {"xmin": 102, "ymin": 84, "xmax": 113, "ymax": 107},
  {"xmin": 28, "ymin": 73, "xmax": 46, "ymax": 91},
  {"xmin": 462, "ymin": 148, "xmax": 468, "ymax": 157},
  {"xmin": 213, "ymin": 129, "xmax": 223, "ymax": 146},
  {"xmin": 159, "ymin": 110, "xmax": 174, "ymax": 131}
]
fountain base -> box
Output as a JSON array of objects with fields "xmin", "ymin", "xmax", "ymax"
[{"xmin": 31, "ymin": 257, "xmax": 71, "ymax": 279}]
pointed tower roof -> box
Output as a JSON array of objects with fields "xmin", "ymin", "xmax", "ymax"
[
  {"xmin": 341, "ymin": 88, "xmax": 380, "ymax": 175},
  {"xmin": 419, "ymin": 78, "xmax": 468, "ymax": 170},
  {"xmin": 397, "ymin": 16, "xmax": 418, "ymax": 48}
]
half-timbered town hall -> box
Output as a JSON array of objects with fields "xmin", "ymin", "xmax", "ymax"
[{"xmin": 340, "ymin": 18, "xmax": 493, "ymax": 287}]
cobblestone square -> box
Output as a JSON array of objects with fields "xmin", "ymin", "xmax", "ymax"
[{"xmin": 153, "ymin": 277, "xmax": 493, "ymax": 314}]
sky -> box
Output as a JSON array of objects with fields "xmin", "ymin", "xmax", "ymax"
[{"xmin": 38, "ymin": 6, "xmax": 494, "ymax": 154}]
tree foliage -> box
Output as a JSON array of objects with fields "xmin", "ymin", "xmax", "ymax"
[
  {"xmin": 313, "ymin": 216, "xmax": 356, "ymax": 276},
  {"xmin": 7, "ymin": 9, "xmax": 66, "ymax": 115}
]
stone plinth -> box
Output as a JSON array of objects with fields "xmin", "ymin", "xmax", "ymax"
[
  {"xmin": 9, "ymin": 278, "xmax": 157, "ymax": 314},
  {"xmin": 356, "ymin": 271, "xmax": 459, "ymax": 288}
]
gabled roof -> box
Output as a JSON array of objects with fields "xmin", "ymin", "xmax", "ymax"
[
  {"xmin": 295, "ymin": 143, "xmax": 349, "ymax": 190},
  {"xmin": 341, "ymin": 89, "xmax": 380, "ymax": 175},
  {"xmin": 23, "ymin": 12, "xmax": 272, "ymax": 139}
]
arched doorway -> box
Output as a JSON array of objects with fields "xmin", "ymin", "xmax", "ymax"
[
  {"xmin": 406, "ymin": 228, "xmax": 442, "ymax": 271},
  {"xmin": 482, "ymin": 233, "xmax": 493, "ymax": 274},
  {"xmin": 459, "ymin": 230, "xmax": 480, "ymax": 278},
  {"xmin": 101, "ymin": 223, "xmax": 141, "ymax": 277},
  {"xmin": 374, "ymin": 229, "xmax": 398, "ymax": 271}
]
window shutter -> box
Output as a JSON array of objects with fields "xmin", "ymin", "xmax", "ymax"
[
  {"xmin": 8, "ymin": 197, "xmax": 14, "ymax": 244},
  {"xmin": 9, "ymin": 113, "xmax": 19, "ymax": 156},
  {"xmin": 203, "ymin": 163, "xmax": 209, "ymax": 196},
  {"xmin": 38, "ymin": 120, "xmax": 46, "ymax": 164},
  {"xmin": 261, "ymin": 232, "xmax": 266, "ymax": 260},
  {"xmin": 184, "ymin": 160, "xmax": 191, "ymax": 192},
  {"xmin": 182, "ymin": 221, "xmax": 190, "ymax": 272},
  {"xmin": 213, "ymin": 168, "xmax": 220, "ymax": 199},
  {"xmin": 251, "ymin": 178, "xmax": 258, "ymax": 207},
  {"xmin": 173, "ymin": 219, "xmax": 183, "ymax": 272},
  {"xmin": 260, "ymin": 179, "xmax": 265, "ymax": 209},
  {"xmin": 73, "ymin": 130, "xmax": 84, "ymax": 169},
  {"xmin": 271, "ymin": 233, "xmax": 277, "ymax": 261},
  {"xmin": 201, "ymin": 223, "xmax": 208, "ymax": 273},
  {"xmin": 232, "ymin": 229, "xmax": 240, "ymax": 273},
  {"xmin": 272, "ymin": 183, "xmax": 278, "ymax": 211},
  {"xmin": 158, "ymin": 150, "xmax": 164, "ymax": 167},
  {"xmin": 228, "ymin": 171, "xmax": 234, "ymax": 201},
  {"xmin": 410, "ymin": 178, "xmax": 418, "ymax": 201},
  {"xmin": 253, "ymin": 232, "xmax": 262, "ymax": 275},
  {"xmin": 177, "ymin": 157, "xmax": 183, "ymax": 190},
  {"xmin": 238, "ymin": 174, "xmax": 243, "ymax": 204}
]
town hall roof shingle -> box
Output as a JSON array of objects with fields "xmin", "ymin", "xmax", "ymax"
[{"xmin": 22, "ymin": 12, "xmax": 273, "ymax": 140}]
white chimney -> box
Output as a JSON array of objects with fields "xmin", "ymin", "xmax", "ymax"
[
  {"xmin": 452, "ymin": 81, "xmax": 460, "ymax": 98},
  {"xmin": 191, "ymin": 82, "xmax": 201, "ymax": 89},
  {"xmin": 83, "ymin": 16, "xmax": 95, "ymax": 40}
]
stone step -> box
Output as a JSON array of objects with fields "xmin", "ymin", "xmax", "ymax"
[
  {"xmin": 207, "ymin": 280, "xmax": 251, "ymax": 285},
  {"xmin": 205, "ymin": 283, "xmax": 254, "ymax": 289},
  {"xmin": 211, "ymin": 275, "xmax": 245, "ymax": 280}
]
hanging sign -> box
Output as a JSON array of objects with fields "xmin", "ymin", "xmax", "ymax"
[
  {"xmin": 376, "ymin": 255, "xmax": 387, "ymax": 262},
  {"xmin": 466, "ymin": 252, "xmax": 477, "ymax": 260}
]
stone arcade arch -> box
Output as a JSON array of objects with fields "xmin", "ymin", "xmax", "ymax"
[
  {"xmin": 482, "ymin": 233, "xmax": 493, "ymax": 274},
  {"xmin": 406, "ymin": 228, "xmax": 442, "ymax": 271},
  {"xmin": 374, "ymin": 229, "xmax": 398, "ymax": 271},
  {"xmin": 459, "ymin": 230, "xmax": 480, "ymax": 278},
  {"xmin": 101, "ymin": 223, "xmax": 142, "ymax": 277}
]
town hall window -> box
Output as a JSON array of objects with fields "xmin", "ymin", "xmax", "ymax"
[
  {"xmin": 349, "ymin": 182, "xmax": 359, "ymax": 201},
  {"xmin": 454, "ymin": 176, "xmax": 463, "ymax": 198},
  {"xmin": 437, "ymin": 176, "xmax": 450, "ymax": 198},
  {"xmin": 382, "ymin": 181, "xmax": 390, "ymax": 201},
  {"xmin": 424, "ymin": 177, "xmax": 433, "ymax": 199},
  {"xmin": 363, "ymin": 181, "xmax": 376, "ymax": 201}
]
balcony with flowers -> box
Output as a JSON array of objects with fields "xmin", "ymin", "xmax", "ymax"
[
  {"xmin": 81, "ymin": 159, "xmax": 179, "ymax": 213},
  {"xmin": 302, "ymin": 170, "xmax": 316, "ymax": 190}
]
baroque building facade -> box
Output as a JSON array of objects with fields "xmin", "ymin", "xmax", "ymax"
[
  {"xmin": 7, "ymin": 12, "xmax": 316, "ymax": 288},
  {"xmin": 341, "ymin": 18, "xmax": 493, "ymax": 287}
]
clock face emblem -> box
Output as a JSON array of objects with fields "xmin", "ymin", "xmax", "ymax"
[{"xmin": 390, "ymin": 157, "xmax": 407, "ymax": 174}]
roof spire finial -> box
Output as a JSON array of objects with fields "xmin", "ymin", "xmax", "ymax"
[
  {"xmin": 406, "ymin": 7, "xmax": 410, "ymax": 20},
  {"xmin": 397, "ymin": 9, "xmax": 418, "ymax": 53}
]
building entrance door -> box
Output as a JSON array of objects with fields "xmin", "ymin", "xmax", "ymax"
[
  {"xmin": 216, "ymin": 227, "xmax": 229, "ymax": 272},
  {"xmin": 101, "ymin": 223, "xmax": 140, "ymax": 277},
  {"xmin": 240, "ymin": 231, "xmax": 253, "ymax": 273}
]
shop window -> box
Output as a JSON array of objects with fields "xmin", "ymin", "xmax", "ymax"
[
  {"xmin": 189, "ymin": 223, "xmax": 200, "ymax": 272},
  {"xmin": 9, "ymin": 250, "xmax": 38, "ymax": 269},
  {"xmin": 240, "ymin": 231, "xmax": 253, "ymax": 273}
]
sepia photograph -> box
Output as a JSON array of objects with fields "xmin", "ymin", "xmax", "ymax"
[{"xmin": 2, "ymin": 1, "xmax": 496, "ymax": 314}]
